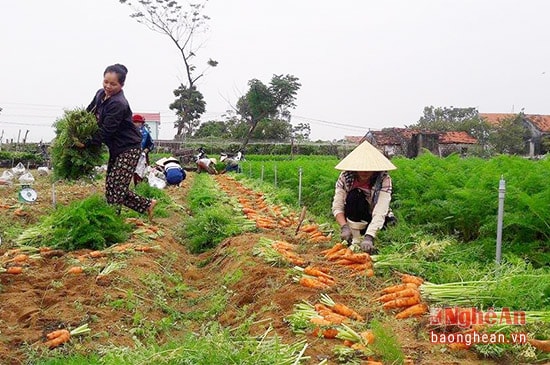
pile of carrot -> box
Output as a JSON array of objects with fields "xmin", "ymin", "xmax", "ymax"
[
  {"xmin": 377, "ymin": 274, "xmax": 428, "ymax": 319},
  {"xmin": 295, "ymin": 265, "xmax": 336, "ymax": 289},
  {"xmin": 272, "ymin": 240, "xmax": 306, "ymax": 266},
  {"xmin": 322, "ymin": 243, "xmax": 375, "ymax": 277},
  {"xmin": 297, "ymin": 224, "xmax": 332, "ymax": 243},
  {"xmin": 43, "ymin": 329, "xmax": 71, "ymax": 349}
]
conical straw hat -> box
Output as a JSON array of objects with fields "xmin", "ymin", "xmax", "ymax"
[{"xmin": 335, "ymin": 141, "xmax": 397, "ymax": 171}]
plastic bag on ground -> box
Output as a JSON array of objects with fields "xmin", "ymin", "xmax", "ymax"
[
  {"xmin": 19, "ymin": 172, "xmax": 35, "ymax": 184},
  {"xmin": 11, "ymin": 162, "xmax": 26, "ymax": 176},
  {"xmin": 147, "ymin": 171, "xmax": 166, "ymax": 189},
  {"xmin": 37, "ymin": 167, "xmax": 50, "ymax": 175}
]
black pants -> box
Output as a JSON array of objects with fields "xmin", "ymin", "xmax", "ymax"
[{"xmin": 344, "ymin": 189, "xmax": 371, "ymax": 234}]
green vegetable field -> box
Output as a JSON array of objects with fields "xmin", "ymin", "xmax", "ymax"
[{"xmin": 0, "ymin": 153, "xmax": 549, "ymax": 364}]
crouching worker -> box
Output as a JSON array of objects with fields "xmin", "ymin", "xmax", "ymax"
[
  {"xmin": 156, "ymin": 157, "xmax": 186, "ymax": 186},
  {"xmin": 220, "ymin": 151, "xmax": 242, "ymax": 174},
  {"xmin": 331, "ymin": 141, "xmax": 397, "ymax": 254}
]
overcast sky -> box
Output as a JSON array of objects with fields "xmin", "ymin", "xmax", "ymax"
[{"xmin": 1, "ymin": 0, "xmax": 550, "ymax": 143}]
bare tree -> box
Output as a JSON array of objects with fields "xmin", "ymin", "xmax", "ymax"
[{"xmin": 119, "ymin": 0, "xmax": 217, "ymax": 136}]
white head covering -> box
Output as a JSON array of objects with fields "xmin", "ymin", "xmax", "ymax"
[
  {"xmin": 155, "ymin": 157, "xmax": 179, "ymax": 167},
  {"xmin": 335, "ymin": 141, "xmax": 397, "ymax": 171}
]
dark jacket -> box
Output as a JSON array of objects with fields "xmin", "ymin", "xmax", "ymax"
[{"xmin": 86, "ymin": 89, "xmax": 141, "ymax": 157}]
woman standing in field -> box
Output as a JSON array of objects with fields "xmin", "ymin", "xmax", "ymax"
[
  {"xmin": 332, "ymin": 141, "xmax": 396, "ymax": 254},
  {"xmin": 76, "ymin": 63, "xmax": 156, "ymax": 219}
]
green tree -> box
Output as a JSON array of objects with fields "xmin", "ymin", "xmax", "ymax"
[
  {"xmin": 169, "ymin": 85, "xmax": 206, "ymax": 137},
  {"xmin": 251, "ymin": 119, "xmax": 292, "ymax": 140},
  {"xmin": 292, "ymin": 122, "xmax": 311, "ymax": 141},
  {"xmin": 410, "ymin": 106, "xmax": 480, "ymax": 131},
  {"xmin": 488, "ymin": 114, "xmax": 527, "ymax": 155},
  {"xmin": 119, "ymin": 0, "xmax": 217, "ymax": 138},
  {"xmin": 194, "ymin": 120, "xmax": 229, "ymax": 138},
  {"xmin": 237, "ymin": 74, "xmax": 301, "ymax": 148}
]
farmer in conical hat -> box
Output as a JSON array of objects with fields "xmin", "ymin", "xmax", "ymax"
[{"xmin": 331, "ymin": 141, "xmax": 397, "ymax": 254}]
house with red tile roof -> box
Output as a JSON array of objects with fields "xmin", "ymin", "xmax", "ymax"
[
  {"xmin": 480, "ymin": 113, "xmax": 550, "ymax": 155},
  {"xmin": 349, "ymin": 128, "xmax": 478, "ymax": 158}
]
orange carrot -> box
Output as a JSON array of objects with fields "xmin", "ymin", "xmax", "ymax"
[
  {"xmin": 377, "ymin": 288, "xmax": 420, "ymax": 302},
  {"xmin": 299, "ymin": 277, "xmax": 329, "ymax": 289},
  {"xmin": 528, "ymin": 338, "xmax": 550, "ymax": 352},
  {"xmin": 304, "ymin": 266, "xmax": 334, "ymax": 281},
  {"xmin": 381, "ymin": 283, "xmax": 419, "ymax": 294},
  {"xmin": 312, "ymin": 327, "xmax": 339, "ymax": 339},
  {"xmin": 395, "ymin": 303, "xmax": 429, "ymax": 319},
  {"xmin": 331, "ymin": 303, "xmax": 364, "ymax": 321},
  {"xmin": 88, "ymin": 250, "xmax": 105, "ymax": 258},
  {"xmin": 44, "ymin": 331, "xmax": 71, "ymax": 348},
  {"xmin": 6, "ymin": 266, "xmax": 23, "ymax": 275},
  {"xmin": 46, "ymin": 329, "xmax": 70, "ymax": 340},
  {"xmin": 400, "ymin": 274, "xmax": 424, "ymax": 286},
  {"xmin": 321, "ymin": 242, "xmax": 345, "ymax": 256},
  {"xmin": 300, "ymin": 224, "xmax": 318, "ymax": 233},
  {"xmin": 11, "ymin": 254, "xmax": 29, "ymax": 263},
  {"xmin": 310, "ymin": 317, "xmax": 332, "ymax": 326},
  {"xmin": 343, "ymin": 339, "xmax": 354, "ymax": 347},
  {"xmin": 315, "ymin": 276, "xmax": 336, "ymax": 286},
  {"xmin": 321, "ymin": 312, "xmax": 349, "ymax": 324},
  {"xmin": 327, "ymin": 248, "xmax": 352, "ymax": 260},
  {"xmin": 314, "ymin": 303, "xmax": 332, "ymax": 312},
  {"xmin": 67, "ymin": 266, "xmax": 84, "ymax": 275},
  {"xmin": 341, "ymin": 252, "xmax": 370, "ymax": 264},
  {"xmin": 382, "ymin": 295, "xmax": 421, "ymax": 309},
  {"xmin": 360, "ymin": 330, "xmax": 375, "ymax": 344},
  {"xmin": 447, "ymin": 342, "xmax": 471, "ymax": 350},
  {"xmin": 134, "ymin": 245, "xmax": 154, "ymax": 252}
]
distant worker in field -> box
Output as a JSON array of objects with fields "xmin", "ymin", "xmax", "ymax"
[
  {"xmin": 220, "ymin": 150, "xmax": 243, "ymax": 173},
  {"xmin": 331, "ymin": 141, "xmax": 397, "ymax": 254},
  {"xmin": 132, "ymin": 114, "xmax": 154, "ymax": 185},
  {"xmin": 195, "ymin": 147, "xmax": 218, "ymax": 174}
]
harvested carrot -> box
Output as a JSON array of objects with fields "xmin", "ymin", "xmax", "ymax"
[
  {"xmin": 351, "ymin": 342, "xmax": 366, "ymax": 350},
  {"xmin": 360, "ymin": 330, "xmax": 375, "ymax": 344},
  {"xmin": 395, "ymin": 303, "xmax": 429, "ymax": 319},
  {"xmin": 341, "ymin": 252, "xmax": 370, "ymax": 264},
  {"xmin": 528, "ymin": 338, "xmax": 550, "ymax": 352},
  {"xmin": 88, "ymin": 250, "xmax": 105, "ymax": 258},
  {"xmin": 44, "ymin": 331, "xmax": 71, "ymax": 349},
  {"xmin": 400, "ymin": 274, "xmax": 424, "ymax": 286},
  {"xmin": 299, "ymin": 277, "xmax": 329, "ymax": 289},
  {"xmin": 377, "ymin": 288, "xmax": 420, "ymax": 302},
  {"xmin": 322, "ymin": 313, "xmax": 349, "ymax": 324},
  {"xmin": 331, "ymin": 303, "xmax": 364, "ymax": 321},
  {"xmin": 310, "ymin": 317, "xmax": 332, "ymax": 326},
  {"xmin": 46, "ymin": 329, "xmax": 70, "ymax": 340},
  {"xmin": 382, "ymin": 295, "xmax": 421, "ymax": 309},
  {"xmin": 327, "ymin": 248, "xmax": 352, "ymax": 260},
  {"xmin": 315, "ymin": 276, "xmax": 336, "ymax": 286},
  {"xmin": 134, "ymin": 245, "xmax": 154, "ymax": 252},
  {"xmin": 381, "ymin": 283, "xmax": 419, "ymax": 294},
  {"xmin": 447, "ymin": 342, "xmax": 471, "ymax": 350},
  {"xmin": 5, "ymin": 266, "xmax": 23, "ymax": 275},
  {"xmin": 343, "ymin": 339, "xmax": 354, "ymax": 347},
  {"xmin": 321, "ymin": 242, "xmax": 345, "ymax": 256},
  {"xmin": 67, "ymin": 266, "xmax": 84, "ymax": 275},
  {"xmin": 10, "ymin": 254, "xmax": 29, "ymax": 263},
  {"xmin": 300, "ymin": 224, "xmax": 318, "ymax": 233},
  {"xmin": 312, "ymin": 327, "xmax": 339, "ymax": 339},
  {"xmin": 304, "ymin": 266, "xmax": 334, "ymax": 281}
]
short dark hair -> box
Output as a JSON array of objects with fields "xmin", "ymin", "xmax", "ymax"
[{"xmin": 104, "ymin": 63, "xmax": 128, "ymax": 84}]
